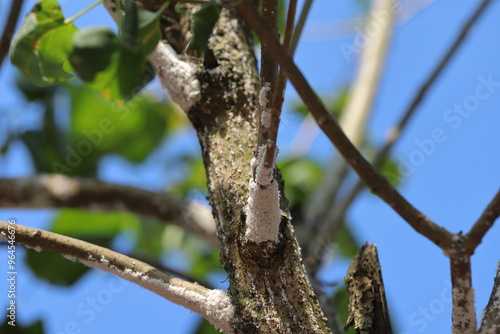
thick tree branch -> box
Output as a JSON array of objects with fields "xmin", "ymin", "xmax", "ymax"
[
  {"xmin": 465, "ymin": 189, "xmax": 500, "ymax": 254},
  {"xmin": 231, "ymin": 0, "xmax": 453, "ymax": 250},
  {"xmin": 0, "ymin": 0, "xmax": 24, "ymax": 69},
  {"xmin": 478, "ymin": 262, "xmax": 500, "ymax": 334},
  {"xmin": 0, "ymin": 175, "xmax": 218, "ymax": 246},
  {"xmin": 0, "ymin": 220, "xmax": 234, "ymax": 332}
]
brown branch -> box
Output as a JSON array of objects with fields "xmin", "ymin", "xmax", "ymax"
[
  {"xmin": 478, "ymin": 262, "xmax": 500, "ymax": 334},
  {"xmin": 265, "ymin": 0, "xmax": 297, "ymax": 166},
  {"xmin": 0, "ymin": 0, "xmax": 24, "ymax": 69},
  {"xmin": 449, "ymin": 250, "xmax": 476, "ymax": 334},
  {"xmin": 258, "ymin": 0, "xmax": 279, "ymax": 162},
  {"xmin": 465, "ymin": 189, "xmax": 500, "ymax": 254},
  {"xmin": 0, "ymin": 220, "xmax": 234, "ymax": 332},
  {"xmin": 230, "ymin": 0, "xmax": 453, "ymax": 250},
  {"xmin": 303, "ymin": 0, "xmax": 494, "ymax": 272},
  {"xmin": 290, "ymin": 0, "xmax": 313, "ymax": 55},
  {"xmin": 305, "ymin": 0, "xmax": 395, "ymax": 239},
  {"xmin": 344, "ymin": 243, "xmax": 393, "ymax": 334},
  {"xmin": 370, "ymin": 0, "xmax": 493, "ymax": 179},
  {"xmin": 0, "ymin": 175, "xmax": 218, "ymax": 246}
]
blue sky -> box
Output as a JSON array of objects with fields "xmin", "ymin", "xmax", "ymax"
[{"xmin": 1, "ymin": 0, "xmax": 500, "ymax": 333}]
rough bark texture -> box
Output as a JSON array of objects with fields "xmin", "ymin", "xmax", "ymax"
[
  {"xmin": 344, "ymin": 243, "xmax": 392, "ymax": 334},
  {"xmin": 184, "ymin": 9, "xmax": 330, "ymax": 334}
]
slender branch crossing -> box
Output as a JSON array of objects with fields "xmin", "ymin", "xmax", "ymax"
[
  {"xmin": 0, "ymin": 175, "xmax": 218, "ymax": 246},
  {"xmin": 0, "ymin": 220, "xmax": 234, "ymax": 332}
]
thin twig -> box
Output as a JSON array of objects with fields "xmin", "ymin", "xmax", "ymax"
[
  {"xmin": 465, "ymin": 189, "xmax": 500, "ymax": 253},
  {"xmin": 371, "ymin": 0, "xmax": 493, "ymax": 175},
  {"xmin": 0, "ymin": 220, "xmax": 234, "ymax": 332},
  {"xmin": 0, "ymin": 0, "xmax": 24, "ymax": 68},
  {"xmin": 231, "ymin": 0, "xmax": 453, "ymax": 250},
  {"xmin": 0, "ymin": 175, "xmax": 218, "ymax": 246},
  {"xmin": 290, "ymin": 0, "xmax": 313, "ymax": 55},
  {"xmin": 258, "ymin": 0, "xmax": 279, "ymax": 161},
  {"xmin": 265, "ymin": 0, "xmax": 297, "ymax": 166}
]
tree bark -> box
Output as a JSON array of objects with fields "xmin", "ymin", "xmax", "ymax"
[{"xmin": 186, "ymin": 9, "xmax": 330, "ymax": 333}]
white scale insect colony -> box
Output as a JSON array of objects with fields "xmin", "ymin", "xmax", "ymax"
[{"xmin": 245, "ymin": 83, "xmax": 281, "ymax": 243}]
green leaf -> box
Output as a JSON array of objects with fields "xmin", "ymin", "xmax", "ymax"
[
  {"xmin": 69, "ymin": 86, "xmax": 168, "ymax": 162},
  {"xmin": 135, "ymin": 218, "xmax": 166, "ymax": 258},
  {"xmin": 380, "ymin": 157, "xmax": 401, "ymax": 186},
  {"xmin": 69, "ymin": 27, "xmax": 154, "ymax": 104},
  {"xmin": 278, "ymin": 158, "xmax": 323, "ymax": 206},
  {"xmin": 186, "ymin": 2, "xmax": 223, "ymax": 58},
  {"xmin": 69, "ymin": 27, "xmax": 119, "ymax": 83},
  {"xmin": 194, "ymin": 317, "xmax": 221, "ymax": 334},
  {"xmin": 168, "ymin": 158, "xmax": 208, "ymax": 196},
  {"xmin": 122, "ymin": 0, "xmax": 169, "ymax": 55},
  {"xmin": 26, "ymin": 249, "xmax": 89, "ymax": 286},
  {"xmin": 10, "ymin": 0, "xmax": 78, "ymax": 86},
  {"xmin": 51, "ymin": 209, "xmax": 140, "ymax": 238},
  {"xmin": 189, "ymin": 247, "xmax": 220, "ymax": 280},
  {"xmin": 333, "ymin": 223, "xmax": 359, "ymax": 258}
]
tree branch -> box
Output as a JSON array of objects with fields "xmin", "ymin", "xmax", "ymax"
[
  {"xmin": 290, "ymin": 0, "xmax": 313, "ymax": 54},
  {"xmin": 0, "ymin": 220, "xmax": 234, "ymax": 332},
  {"xmin": 0, "ymin": 175, "xmax": 218, "ymax": 246},
  {"xmin": 478, "ymin": 262, "xmax": 500, "ymax": 334},
  {"xmin": 303, "ymin": 0, "xmax": 494, "ymax": 271},
  {"xmin": 0, "ymin": 0, "xmax": 24, "ymax": 69},
  {"xmin": 304, "ymin": 0, "xmax": 396, "ymax": 235},
  {"xmin": 449, "ymin": 251, "xmax": 476, "ymax": 334},
  {"xmin": 230, "ymin": 0, "xmax": 453, "ymax": 250},
  {"xmin": 465, "ymin": 189, "xmax": 500, "ymax": 254},
  {"xmin": 344, "ymin": 243, "xmax": 393, "ymax": 334}
]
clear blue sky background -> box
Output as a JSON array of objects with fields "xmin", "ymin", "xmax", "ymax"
[{"xmin": 1, "ymin": 0, "xmax": 500, "ymax": 333}]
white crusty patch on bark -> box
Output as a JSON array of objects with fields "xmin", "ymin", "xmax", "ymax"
[
  {"xmin": 245, "ymin": 143, "xmax": 281, "ymax": 243},
  {"xmin": 150, "ymin": 43, "xmax": 201, "ymax": 111},
  {"xmin": 259, "ymin": 82, "xmax": 272, "ymax": 129}
]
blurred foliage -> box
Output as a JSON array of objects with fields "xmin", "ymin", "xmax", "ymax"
[
  {"xmin": 291, "ymin": 87, "xmax": 349, "ymax": 120},
  {"xmin": 26, "ymin": 249, "xmax": 90, "ymax": 286},
  {"xmin": 10, "ymin": 0, "xmax": 77, "ymax": 86},
  {"xmin": 10, "ymin": 0, "xmax": 168, "ymax": 104},
  {"xmin": 0, "ymin": 319, "xmax": 44, "ymax": 334},
  {"xmin": 333, "ymin": 223, "xmax": 359, "ymax": 258},
  {"xmin": 278, "ymin": 158, "xmax": 323, "ymax": 207},
  {"xmin": 332, "ymin": 287, "xmax": 356, "ymax": 334}
]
